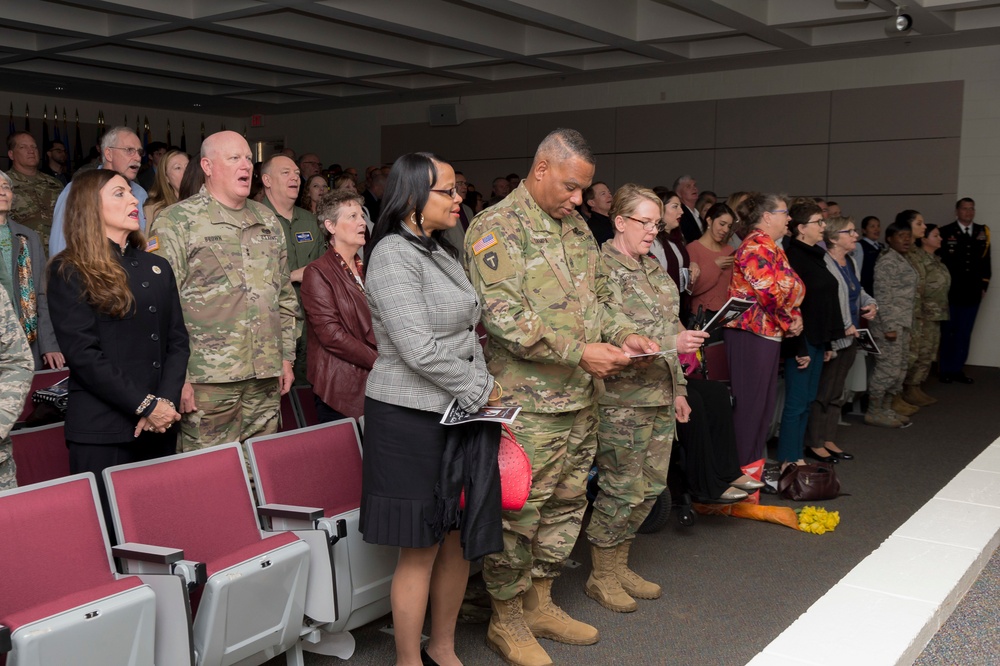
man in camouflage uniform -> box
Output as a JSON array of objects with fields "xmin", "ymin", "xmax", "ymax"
[
  {"xmin": 6, "ymin": 131, "xmax": 64, "ymax": 249},
  {"xmin": 0, "ymin": 288, "xmax": 34, "ymax": 490},
  {"xmin": 464, "ymin": 128, "xmax": 656, "ymax": 666},
  {"xmin": 149, "ymin": 131, "xmax": 301, "ymax": 450},
  {"xmin": 866, "ymin": 224, "xmax": 917, "ymax": 428},
  {"xmin": 260, "ymin": 154, "xmax": 325, "ymax": 384}
]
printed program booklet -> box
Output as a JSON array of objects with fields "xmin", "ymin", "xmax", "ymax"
[
  {"xmin": 440, "ymin": 398, "xmax": 522, "ymax": 426},
  {"xmin": 856, "ymin": 329, "xmax": 881, "ymax": 355},
  {"xmin": 701, "ymin": 297, "xmax": 754, "ymax": 333}
]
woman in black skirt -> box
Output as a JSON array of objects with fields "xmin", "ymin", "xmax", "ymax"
[{"xmin": 363, "ymin": 153, "xmax": 500, "ymax": 666}]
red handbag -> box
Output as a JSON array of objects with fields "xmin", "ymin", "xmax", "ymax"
[{"xmin": 460, "ymin": 424, "xmax": 531, "ymax": 511}]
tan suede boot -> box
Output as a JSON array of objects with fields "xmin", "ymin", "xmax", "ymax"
[
  {"xmin": 486, "ymin": 595, "xmax": 553, "ymax": 666},
  {"xmin": 524, "ymin": 577, "xmax": 601, "ymax": 643},
  {"xmin": 891, "ymin": 393, "xmax": 919, "ymax": 416},
  {"xmin": 885, "ymin": 396, "xmax": 911, "ymax": 423},
  {"xmin": 915, "ymin": 384, "xmax": 938, "ymax": 405},
  {"xmin": 615, "ymin": 540, "xmax": 661, "ymax": 600},
  {"xmin": 864, "ymin": 395, "xmax": 902, "ymax": 428},
  {"xmin": 584, "ymin": 545, "xmax": 637, "ymax": 613},
  {"xmin": 903, "ymin": 385, "xmax": 934, "ymax": 407}
]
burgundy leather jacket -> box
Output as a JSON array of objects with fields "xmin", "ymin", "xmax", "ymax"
[{"xmin": 300, "ymin": 250, "xmax": 377, "ymax": 418}]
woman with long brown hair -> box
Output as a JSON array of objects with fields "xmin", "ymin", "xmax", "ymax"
[
  {"xmin": 48, "ymin": 169, "xmax": 189, "ymax": 518},
  {"xmin": 142, "ymin": 149, "xmax": 189, "ymax": 223}
]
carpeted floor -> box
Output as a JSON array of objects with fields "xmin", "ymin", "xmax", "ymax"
[{"xmin": 268, "ymin": 366, "xmax": 1000, "ymax": 666}]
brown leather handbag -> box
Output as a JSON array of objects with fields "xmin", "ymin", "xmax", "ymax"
[{"xmin": 778, "ymin": 463, "xmax": 841, "ymax": 501}]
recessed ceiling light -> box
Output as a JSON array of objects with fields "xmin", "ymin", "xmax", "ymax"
[
  {"xmin": 55, "ymin": 86, "xmax": 64, "ymax": 91},
  {"xmin": 193, "ymin": 103, "xmax": 202, "ymax": 107}
]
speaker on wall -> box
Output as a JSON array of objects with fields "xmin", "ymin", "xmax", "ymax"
[{"xmin": 428, "ymin": 103, "xmax": 466, "ymax": 126}]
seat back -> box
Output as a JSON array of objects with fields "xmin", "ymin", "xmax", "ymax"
[
  {"xmin": 247, "ymin": 419, "xmax": 393, "ymax": 633},
  {"xmin": 17, "ymin": 368, "xmax": 70, "ymax": 423},
  {"xmin": 292, "ymin": 385, "xmax": 321, "ymax": 428},
  {"xmin": 0, "ymin": 475, "xmax": 157, "ymax": 666},
  {"xmin": 11, "ymin": 423, "xmax": 71, "ymax": 487},
  {"xmin": 279, "ymin": 391, "xmax": 300, "ymax": 431},
  {"xmin": 104, "ymin": 443, "xmax": 264, "ymax": 568}
]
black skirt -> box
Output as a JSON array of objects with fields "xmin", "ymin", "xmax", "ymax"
[{"xmin": 360, "ymin": 397, "xmax": 447, "ymax": 548}]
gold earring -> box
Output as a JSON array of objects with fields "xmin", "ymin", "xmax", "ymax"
[{"xmin": 409, "ymin": 212, "xmax": 417, "ymax": 226}]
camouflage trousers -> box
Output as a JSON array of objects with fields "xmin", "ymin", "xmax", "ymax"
[
  {"xmin": 905, "ymin": 318, "xmax": 942, "ymax": 386},
  {"xmin": 0, "ymin": 437, "xmax": 15, "ymax": 491},
  {"xmin": 482, "ymin": 404, "xmax": 598, "ymax": 601},
  {"xmin": 586, "ymin": 404, "xmax": 675, "ymax": 548},
  {"xmin": 180, "ymin": 378, "xmax": 281, "ymax": 451},
  {"xmin": 869, "ymin": 328, "xmax": 911, "ymax": 400}
]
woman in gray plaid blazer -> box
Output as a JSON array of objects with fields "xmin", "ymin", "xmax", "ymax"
[{"xmin": 361, "ymin": 152, "xmax": 500, "ymax": 666}]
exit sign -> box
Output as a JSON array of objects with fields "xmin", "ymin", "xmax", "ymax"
[{"xmin": 250, "ymin": 114, "xmax": 263, "ymax": 128}]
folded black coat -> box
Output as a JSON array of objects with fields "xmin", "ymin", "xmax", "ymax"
[{"xmin": 434, "ymin": 420, "xmax": 503, "ymax": 561}]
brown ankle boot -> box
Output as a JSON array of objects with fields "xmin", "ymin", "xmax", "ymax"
[
  {"xmin": 487, "ymin": 595, "xmax": 553, "ymax": 666},
  {"xmin": 584, "ymin": 545, "xmax": 637, "ymax": 613},
  {"xmin": 891, "ymin": 393, "xmax": 919, "ymax": 416},
  {"xmin": 615, "ymin": 540, "xmax": 661, "ymax": 600},
  {"xmin": 902, "ymin": 385, "xmax": 934, "ymax": 407},
  {"xmin": 524, "ymin": 577, "xmax": 601, "ymax": 643},
  {"xmin": 915, "ymin": 384, "xmax": 938, "ymax": 405}
]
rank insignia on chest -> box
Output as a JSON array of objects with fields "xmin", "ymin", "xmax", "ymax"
[
  {"xmin": 295, "ymin": 231, "xmax": 314, "ymax": 243},
  {"xmin": 484, "ymin": 251, "xmax": 499, "ymax": 270},
  {"xmin": 146, "ymin": 236, "xmax": 159, "ymax": 251},
  {"xmin": 473, "ymin": 232, "xmax": 498, "ymax": 255}
]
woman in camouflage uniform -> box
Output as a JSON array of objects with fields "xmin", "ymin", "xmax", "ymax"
[
  {"xmin": 894, "ymin": 209, "xmax": 930, "ymax": 417},
  {"xmin": 583, "ymin": 184, "xmax": 708, "ymax": 613},
  {"xmin": 904, "ymin": 223, "xmax": 950, "ymax": 405}
]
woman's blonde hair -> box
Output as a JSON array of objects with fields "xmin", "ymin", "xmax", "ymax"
[
  {"xmin": 608, "ymin": 183, "xmax": 664, "ymax": 232},
  {"xmin": 145, "ymin": 149, "xmax": 187, "ymax": 222},
  {"xmin": 57, "ymin": 169, "xmax": 143, "ymax": 318}
]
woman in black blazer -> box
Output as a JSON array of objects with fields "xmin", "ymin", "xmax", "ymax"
[{"xmin": 48, "ymin": 169, "xmax": 188, "ymax": 514}]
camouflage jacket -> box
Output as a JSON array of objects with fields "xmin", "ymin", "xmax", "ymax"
[
  {"xmin": 149, "ymin": 189, "xmax": 301, "ymax": 383},
  {"xmin": 872, "ymin": 248, "xmax": 917, "ymax": 333},
  {"xmin": 598, "ymin": 242, "xmax": 686, "ymax": 407},
  {"xmin": 464, "ymin": 183, "xmax": 636, "ymax": 413},
  {"xmin": 920, "ymin": 251, "xmax": 951, "ymax": 321},
  {"xmin": 0, "ymin": 288, "xmax": 33, "ymax": 440},
  {"xmin": 905, "ymin": 245, "xmax": 934, "ymax": 320},
  {"xmin": 8, "ymin": 169, "xmax": 63, "ymax": 248}
]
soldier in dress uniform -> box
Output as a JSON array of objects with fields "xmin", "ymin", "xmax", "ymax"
[
  {"xmin": 0, "ymin": 288, "xmax": 34, "ymax": 490},
  {"xmin": 464, "ymin": 128, "xmax": 656, "ymax": 666},
  {"xmin": 148, "ymin": 131, "xmax": 301, "ymax": 450},
  {"xmin": 937, "ymin": 198, "xmax": 990, "ymax": 384}
]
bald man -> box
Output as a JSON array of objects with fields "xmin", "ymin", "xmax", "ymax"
[{"xmin": 148, "ymin": 131, "xmax": 301, "ymax": 450}]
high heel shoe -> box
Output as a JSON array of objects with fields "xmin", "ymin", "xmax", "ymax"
[
  {"xmin": 421, "ymin": 647, "xmax": 440, "ymax": 666},
  {"xmin": 804, "ymin": 448, "xmax": 838, "ymax": 464},
  {"xmin": 730, "ymin": 474, "xmax": 766, "ymax": 491},
  {"xmin": 826, "ymin": 449, "xmax": 854, "ymax": 461}
]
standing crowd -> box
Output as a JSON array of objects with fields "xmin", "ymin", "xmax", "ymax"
[{"xmin": 0, "ymin": 124, "xmax": 991, "ymax": 666}]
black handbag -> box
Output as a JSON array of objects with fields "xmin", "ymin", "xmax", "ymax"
[{"xmin": 778, "ymin": 463, "xmax": 841, "ymax": 501}]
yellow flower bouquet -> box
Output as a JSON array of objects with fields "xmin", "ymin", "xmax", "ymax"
[{"xmin": 796, "ymin": 505, "xmax": 840, "ymax": 535}]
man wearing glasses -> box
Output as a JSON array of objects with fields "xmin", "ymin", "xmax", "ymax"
[{"xmin": 48, "ymin": 126, "xmax": 148, "ymax": 255}]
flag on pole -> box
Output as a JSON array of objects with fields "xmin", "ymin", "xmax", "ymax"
[
  {"xmin": 8, "ymin": 103, "xmax": 14, "ymax": 137},
  {"xmin": 74, "ymin": 110, "xmax": 84, "ymax": 172},
  {"xmin": 180, "ymin": 121, "xmax": 186, "ymax": 153},
  {"xmin": 53, "ymin": 105, "xmax": 61, "ymax": 145},
  {"xmin": 42, "ymin": 106, "xmax": 50, "ymax": 153},
  {"xmin": 166, "ymin": 119, "xmax": 172, "ymax": 147},
  {"xmin": 24, "ymin": 104, "xmax": 30, "ymax": 132}
]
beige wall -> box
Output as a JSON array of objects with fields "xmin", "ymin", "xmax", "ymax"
[{"xmin": 254, "ymin": 45, "xmax": 1000, "ymax": 367}]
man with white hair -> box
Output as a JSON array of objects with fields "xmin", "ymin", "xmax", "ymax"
[
  {"xmin": 48, "ymin": 126, "xmax": 148, "ymax": 255},
  {"xmin": 148, "ymin": 130, "xmax": 300, "ymax": 450},
  {"xmin": 673, "ymin": 175, "xmax": 703, "ymax": 244}
]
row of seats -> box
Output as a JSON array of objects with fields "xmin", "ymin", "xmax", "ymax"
[{"xmin": 0, "ymin": 419, "xmax": 395, "ymax": 666}]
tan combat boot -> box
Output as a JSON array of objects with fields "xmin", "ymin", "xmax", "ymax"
[
  {"xmin": 524, "ymin": 577, "xmax": 601, "ymax": 643},
  {"xmin": 885, "ymin": 396, "xmax": 911, "ymax": 424},
  {"xmin": 903, "ymin": 385, "xmax": 934, "ymax": 407},
  {"xmin": 891, "ymin": 393, "xmax": 919, "ymax": 416},
  {"xmin": 584, "ymin": 545, "xmax": 637, "ymax": 613},
  {"xmin": 615, "ymin": 540, "xmax": 661, "ymax": 600},
  {"xmin": 486, "ymin": 595, "xmax": 553, "ymax": 666},
  {"xmin": 864, "ymin": 396, "xmax": 902, "ymax": 428},
  {"xmin": 914, "ymin": 384, "xmax": 938, "ymax": 405}
]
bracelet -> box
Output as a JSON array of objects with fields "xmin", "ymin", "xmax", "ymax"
[
  {"xmin": 156, "ymin": 397, "xmax": 176, "ymax": 411},
  {"xmin": 489, "ymin": 380, "xmax": 503, "ymax": 401},
  {"xmin": 135, "ymin": 394, "xmax": 156, "ymax": 416}
]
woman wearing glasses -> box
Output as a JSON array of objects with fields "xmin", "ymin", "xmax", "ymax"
[
  {"xmin": 725, "ymin": 194, "xmax": 805, "ymax": 473},
  {"xmin": 776, "ymin": 201, "xmax": 845, "ymax": 470},
  {"xmin": 806, "ymin": 216, "xmax": 878, "ymax": 460},
  {"xmin": 361, "ymin": 152, "xmax": 502, "ymax": 666}
]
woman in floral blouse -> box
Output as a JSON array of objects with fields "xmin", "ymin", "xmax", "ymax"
[{"xmin": 724, "ymin": 193, "xmax": 805, "ymax": 470}]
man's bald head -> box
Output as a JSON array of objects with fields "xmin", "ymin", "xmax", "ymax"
[{"xmin": 201, "ymin": 130, "xmax": 254, "ymax": 208}]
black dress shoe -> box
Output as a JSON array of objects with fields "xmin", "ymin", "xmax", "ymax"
[
  {"xmin": 421, "ymin": 647, "xmax": 440, "ymax": 666},
  {"xmin": 940, "ymin": 374, "xmax": 954, "ymax": 384},
  {"xmin": 804, "ymin": 448, "xmax": 838, "ymax": 464},
  {"xmin": 827, "ymin": 449, "xmax": 854, "ymax": 461},
  {"xmin": 955, "ymin": 374, "xmax": 975, "ymax": 384}
]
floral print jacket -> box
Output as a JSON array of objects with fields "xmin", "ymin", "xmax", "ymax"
[{"xmin": 726, "ymin": 229, "xmax": 805, "ymax": 338}]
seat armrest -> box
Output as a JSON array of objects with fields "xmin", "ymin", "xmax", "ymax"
[
  {"xmin": 316, "ymin": 516, "xmax": 349, "ymax": 546},
  {"xmin": 258, "ymin": 503, "xmax": 324, "ymax": 531},
  {"xmin": 1, "ymin": 623, "xmax": 11, "ymax": 654},
  {"xmin": 113, "ymin": 542, "xmax": 206, "ymax": 589}
]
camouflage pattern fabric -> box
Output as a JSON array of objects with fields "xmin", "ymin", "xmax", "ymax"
[
  {"xmin": 905, "ymin": 254, "xmax": 951, "ymax": 385},
  {"xmin": 587, "ymin": 404, "xmax": 675, "ymax": 548},
  {"xmin": 481, "ymin": 406, "xmax": 598, "ymax": 600},
  {"xmin": 0, "ymin": 288, "xmax": 34, "ymax": 490},
  {"xmin": 8, "ymin": 169, "xmax": 63, "ymax": 249},
  {"xmin": 149, "ymin": 189, "xmax": 301, "ymax": 385},
  {"xmin": 870, "ymin": 249, "xmax": 917, "ymax": 399},
  {"xmin": 180, "ymin": 378, "xmax": 280, "ymax": 450},
  {"xmin": 463, "ymin": 183, "xmax": 636, "ymax": 414}
]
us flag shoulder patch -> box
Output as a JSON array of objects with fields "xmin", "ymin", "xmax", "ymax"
[
  {"xmin": 146, "ymin": 236, "xmax": 159, "ymax": 252},
  {"xmin": 473, "ymin": 232, "xmax": 498, "ymax": 256}
]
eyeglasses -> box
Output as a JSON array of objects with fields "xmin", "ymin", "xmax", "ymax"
[
  {"xmin": 768, "ymin": 209, "xmax": 789, "ymax": 215},
  {"xmin": 625, "ymin": 215, "xmax": 659, "ymax": 231},
  {"xmin": 805, "ymin": 218, "xmax": 827, "ymax": 226},
  {"xmin": 109, "ymin": 146, "xmax": 144, "ymax": 158},
  {"xmin": 837, "ymin": 229, "xmax": 860, "ymax": 236},
  {"xmin": 430, "ymin": 187, "xmax": 459, "ymax": 198}
]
